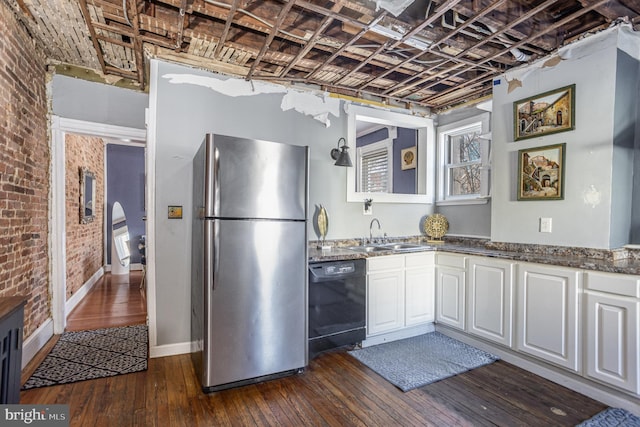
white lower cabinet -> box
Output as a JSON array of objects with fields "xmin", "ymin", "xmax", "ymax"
[
  {"xmin": 467, "ymin": 257, "xmax": 515, "ymax": 347},
  {"xmin": 367, "ymin": 256, "xmax": 405, "ymax": 336},
  {"xmin": 435, "ymin": 253, "xmax": 466, "ymax": 330},
  {"xmin": 516, "ymin": 262, "xmax": 581, "ymax": 372},
  {"xmin": 367, "ymin": 253, "xmax": 434, "ymax": 337},
  {"xmin": 405, "ymin": 252, "xmax": 435, "ymax": 326},
  {"xmin": 584, "ymin": 271, "xmax": 639, "ymax": 394}
]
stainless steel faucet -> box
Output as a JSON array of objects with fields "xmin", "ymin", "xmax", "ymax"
[{"xmin": 369, "ymin": 218, "xmax": 381, "ymax": 243}]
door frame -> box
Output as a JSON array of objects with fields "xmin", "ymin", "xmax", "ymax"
[{"xmin": 50, "ymin": 116, "xmax": 146, "ymax": 334}]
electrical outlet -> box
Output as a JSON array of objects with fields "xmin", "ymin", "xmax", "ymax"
[{"xmin": 540, "ymin": 217, "xmax": 552, "ymax": 233}]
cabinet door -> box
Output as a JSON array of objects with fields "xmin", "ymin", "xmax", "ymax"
[
  {"xmin": 516, "ymin": 263, "xmax": 580, "ymax": 371},
  {"xmin": 585, "ymin": 292, "xmax": 639, "ymax": 394},
  {"xmin": 436, "ymin": 266, "xmax": 465, "ymax": 330},
  {"xmin": 367, "ymin": 270, "xmax": 404, "ymax": 336},
  {"xmin": 405, "ymin": 266, "xmax": 435, "ymax": 326},
  {"xmin": 467, "ymin": 258, "xmax": 515, "ymax": 347}
]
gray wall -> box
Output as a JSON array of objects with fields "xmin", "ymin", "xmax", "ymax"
[
  {"xmin": 611, "ymin": 50, "xmax": 638, "ymax": 247},
  {"xmin": 612, "ymin": 51, "xmax": 640, "ymax": 244},
  {"xmin": 150, "ymin": 60, "xmax": 432, "ymax": 346},
  {"xmin": 52, "ymin": 74, "xmax": 148, "ymax": 129},
  {"xmin": 491, "ymin": 29, "xmax": 626, "ymax": 249},
  {"xmin": 436, "ymin": 106, "xmax": 492, "ymax": 238}
]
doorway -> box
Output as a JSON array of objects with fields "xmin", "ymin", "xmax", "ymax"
[{"xmin": 50, "ymin": 117, "xmax": 146, "ymax": 335}]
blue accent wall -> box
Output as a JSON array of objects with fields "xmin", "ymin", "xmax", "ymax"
[
  {"xmin": 106, "ymin": 144, "xmax": 145, "ymax": 264},
  {"xmin": 356, "ymin": 126, "xmax": 417, "ymax": 194},
  {"xmin": 393, "ymin": 127, "xmax": 417, "ymax": 194}
]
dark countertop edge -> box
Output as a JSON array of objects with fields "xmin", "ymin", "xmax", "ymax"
[{"xmin": 309, "ymin": 245, "xmax": 640, "ymax": 275}]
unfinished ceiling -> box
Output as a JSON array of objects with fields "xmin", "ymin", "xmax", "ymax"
[{"xmin": 7, "ymin": 0, "xmax": 640, "ymax": 111}]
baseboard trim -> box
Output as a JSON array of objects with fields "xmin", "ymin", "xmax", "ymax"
[
  {"xmin": 65, "ymin": 267, "xmax": 104, "ymax": 315},
  {"xmin": 361, "ymin": 322, "xmax": 435, "ymax": 347},
  {"xmin": 22, "ymin": 318, "xmax": 54, "ymax": 369},
  {"xmin": 436, "ymin": 324, "xmax": 640, "ymax": 416},
  {"xmin": 150, "ymin": 341, "xmax": 191, "ymax": 358}
]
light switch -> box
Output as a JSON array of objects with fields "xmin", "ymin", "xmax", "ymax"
[{"xmin": 540, "ymin": 217, "xmax": 552, "ymax": 233}]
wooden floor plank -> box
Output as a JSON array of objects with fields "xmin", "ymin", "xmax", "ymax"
[
  {"xmin": 65, "ymin": 271, "xmax": 146, "ymax": 331},
  {"xmin": 20, "ymin": 272, "xmax": 609, "ymax": 426}
]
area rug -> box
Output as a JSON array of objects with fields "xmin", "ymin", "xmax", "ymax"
[
  {"xmin": 23, "ymin": 324, "xmax": 148, "ymax": 390},
  {"xmin": 348, "ymin": 332, "xmax": 499, "ymax": 392},
  {"xmin": 577, "ymin": 408, "xmax": 640, "ymax": 426}
]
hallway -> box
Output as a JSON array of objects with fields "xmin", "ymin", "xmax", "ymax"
[{"xmin": 66, "ymin": 271, "xmax": 147, "ymax": 331}]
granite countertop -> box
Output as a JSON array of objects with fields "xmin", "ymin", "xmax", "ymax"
[{"xmin": 309, "ymin": 238, "xmax": 640, "ymax": 275}]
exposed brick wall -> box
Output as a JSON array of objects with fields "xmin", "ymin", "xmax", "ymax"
[
  {"xmin": 0, "ymin": 1, "xmax": 50, "ymax": 338},
  {"xmin": 65, "ymin": 134, "xmax": 104, "ymax": 300}
]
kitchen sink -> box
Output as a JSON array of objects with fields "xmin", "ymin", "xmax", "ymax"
[
  {"xmin": 346, "ymin": 245, "xmax": 390, "ymax": 253},
  {"xmin": 375, "ymin": 243, "xmax": 429, "ymax": 252},
  {"xmin": 346, "ymin": 243, "xmax": 430, "ymax": 253}
]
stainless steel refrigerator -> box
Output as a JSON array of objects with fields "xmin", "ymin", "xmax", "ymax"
[{"xmin": 191, "ymin": 133, "xmax": 308, "ymax": 392}]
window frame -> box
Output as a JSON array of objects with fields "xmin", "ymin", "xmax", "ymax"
[{"xmin": 437, "ymin": 113, "xmax": 491, "ymax": 206}]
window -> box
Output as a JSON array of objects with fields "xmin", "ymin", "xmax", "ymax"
[
  {"xmin": 437, "ymin": 114, "xmax": 490, "ymax": 204},
  {"xmin": 357, "ymin": 139, "xmax": 393, "ymax": 193}
]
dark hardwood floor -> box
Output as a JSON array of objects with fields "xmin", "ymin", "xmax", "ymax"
[
  {"xmin": 20, "ymin": 272, "xmax": 607, "ymax": 426},
  {"xmin": 65, "ymin": 270, "xmax": 147, "ymax": 331}
]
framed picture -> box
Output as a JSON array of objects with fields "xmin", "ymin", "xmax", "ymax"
[
  {"xmin": 517, "ymin": 143, "xmax": 565, "ymax": 201},
  {"xmin": 513, "ymin": 84, "xmax": 575, "ymax": 141},
  {"xmin": 401, "ymin": 146, "xmax": 417, "ymax": 170}
]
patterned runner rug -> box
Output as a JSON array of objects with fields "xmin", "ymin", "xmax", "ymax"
[
  {"xmin": 23, "ymin": 324, "xmax": 148, "ymax": 390},
  {"xmin": 348, "ymin": 332, "xmax": 499, "ymax": 392},
  {"xmin": 577, "ymin": 408, "xmax": 640, "ymax": 426}
]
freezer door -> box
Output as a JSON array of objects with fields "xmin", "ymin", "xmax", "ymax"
[
  {"xmin": 203, "ymin": 134, "xmax": 308, "ymax": 220},
  {"xmin": 203, "ymin": 219, "xmax": 307, "ymax": 388}
]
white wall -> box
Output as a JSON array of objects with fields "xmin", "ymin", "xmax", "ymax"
[
  {"xmin": 491, "ymin": 26, "xmax": 639, "ymax": 249},
  {"xmin": 148, "ymin": 60, "xmax": 434, "ymax": 347}
]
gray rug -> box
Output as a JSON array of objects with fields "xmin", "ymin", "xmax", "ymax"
[
  {"xmin": 348, "ymin": 332, "xmax": 499, "ymax": 392},
  {"xmin": 23, "ymin": 324, "xmax": 148, "ymax": 390},
  {"xmin": 577, "ymin": 408, "xmax": 640, "ymax": 426}
]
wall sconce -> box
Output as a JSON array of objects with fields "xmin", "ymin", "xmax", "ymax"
[{"xmin": 330, "ymin": 137, "xmax": 353, "ymax": 167}]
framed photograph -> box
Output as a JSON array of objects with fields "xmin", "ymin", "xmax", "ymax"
[
  {"xmin": 513, "ymin": 84, "xmax": 575, "ymax": 141},
  {"xmin": 401, "ymin": 146, "xmax": 417, "ymax": 170},
  {"xmin": 517, "ymin": 143, "xmax": 565, "ymax": 201}
]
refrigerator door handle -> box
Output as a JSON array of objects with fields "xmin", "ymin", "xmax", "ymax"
[
  {"xmin": 204, "ymin": 135, "xmax": 220, "ymax": 218},
  {"xmin": 204, "ymin": 220, "xmax": 219, "ymax": 291}
]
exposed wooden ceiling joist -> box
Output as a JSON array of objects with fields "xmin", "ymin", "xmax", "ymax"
[{"xmin": 7, "ymin": 0, "xmax": 640, "ymax": 110}]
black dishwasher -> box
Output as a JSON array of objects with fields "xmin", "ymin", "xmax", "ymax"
[{"xmin": 308, "ymin": 259, "xmax": 366, "ymax": 359}]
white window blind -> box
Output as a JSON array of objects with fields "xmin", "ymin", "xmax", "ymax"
[
  {"xmin": 356, "ymin": 138, "xmax": 393, "ymax": 193},
  {"xmin": 361, "ymin": 148, "xmax": 389, "ymax": 193}
]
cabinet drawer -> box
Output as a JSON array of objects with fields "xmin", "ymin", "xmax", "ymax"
[
  {"xmin": 436, "ymin": 253, "xmax": 466, "ymax": 269},
  {"xmin": 585, "ymin": 271, "xmax": 640, "ymax": 298},
  {"xmin": 367, "ymin": 255, "xmax": 404, "ymax": 272},
  {"xmin": 405, "ymin": 252, "xmax": 433, "ymax": 269}
]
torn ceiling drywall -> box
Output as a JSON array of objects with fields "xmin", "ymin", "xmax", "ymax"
[
  {"xmin": 162, "ymin": 73, "xmax": 341, "ymax": 126},
  {"xmin": 162, "ymin": 73, "xmax": 287, "ymax": 97},
  {"xmin": 373, "ymin": 0, "xmax": 415, "ymax": 17},
  {"xmin": 281, "ymin": 91, "xmax": 341, "ymax": 128},
  {"xmin": 502, "ymin": 22, "xmax": 636, "ymax": 90}
]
